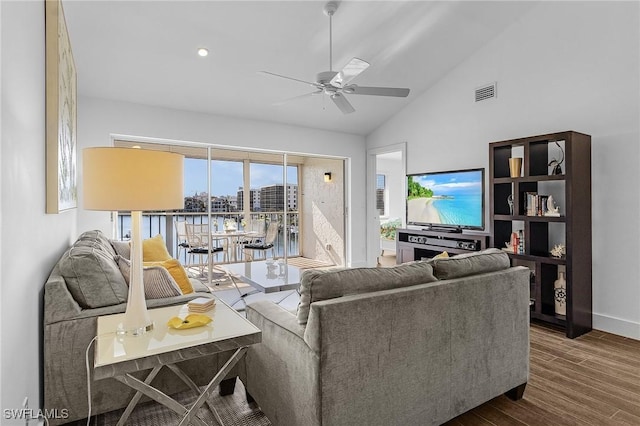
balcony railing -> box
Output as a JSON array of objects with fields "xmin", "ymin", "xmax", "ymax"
[{"xmin": 116, "ymin": 211, "xmax": 300, "ymax": 264}]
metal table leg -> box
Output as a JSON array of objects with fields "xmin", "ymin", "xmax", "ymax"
[{"xmin": 111, "ymin": 346, "xmax": 248, "ymax": 426}]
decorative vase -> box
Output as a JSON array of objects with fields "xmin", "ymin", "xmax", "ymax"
[
  {"xmin": 509, "ymin": 157, "xmax": 523, "ymax": 178},
  {"xmin": 554, "ymin": 272, "xmax": 567, "ymax": 316},
  {"xmin": 223, "ymin": 219, "xmax": 237, "ymax": 232}
]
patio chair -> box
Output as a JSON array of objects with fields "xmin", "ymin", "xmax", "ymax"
[
  {"xmin": 184, "ymin": 223, "xmax": 225, "ymax": 275},
  {"xmin": 243, "ymin": 221, "xmax": 278, "ymax": 261},
  {"xmin": 238, "ymin": 218, "xmax": 266, "ymax": 246},
  {"xmin": 248, "ymin": 218, "xmax": 266, "ymax": 237},
  {"xmin": 174, "ymin": 220, "xmax": 190, "ymax": 262}
]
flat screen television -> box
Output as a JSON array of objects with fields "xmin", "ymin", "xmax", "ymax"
[{"xmin": 406, "ymin": 168, "xmax": 484, "ymax": 231}]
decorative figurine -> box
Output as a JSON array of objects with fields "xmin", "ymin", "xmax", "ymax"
[
  {"xmin": 548, "ymin": 141, "xmax": 565, "ymax": 175},
  {"xmin": 544, "ymin": 195, "xmax": 560, "ymax": 217},
  {"xmin": 507, "ymin": 194, "xmax": 514, "ymax": 215},
  {"xmin": 550, "ymin": 244, "xmax": 566, "ymax": 258}
]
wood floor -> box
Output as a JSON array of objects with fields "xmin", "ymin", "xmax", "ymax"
[{"xmin": 445, "ymin": 323, "xmax": 640, "ymax": 426}]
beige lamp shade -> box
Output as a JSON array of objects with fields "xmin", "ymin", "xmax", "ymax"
[{"xmin": 83, "ymin": 147, "xmax": 184, "ymax": 211}]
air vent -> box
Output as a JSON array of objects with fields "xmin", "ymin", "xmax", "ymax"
[{"xmin": 475, "ymin": 82, "xmax": 497, "ymax": 102}]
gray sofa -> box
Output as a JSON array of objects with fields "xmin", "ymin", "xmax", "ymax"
[
  {"xmin": 244, "ymin": 249, "xmax": 530, "ymax": 426},
  {"xmin": 43, "ymin": 230, "xmax": 235, "ymax": 425}
]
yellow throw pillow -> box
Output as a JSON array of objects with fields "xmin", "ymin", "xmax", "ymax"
[
  {"xmin": 433, "ymin": 251, "xmax": 449, "ymax": 259},
  {"xmin": 142, "ymin": 234, "xmax": 172, "ymax": 262},
  {"xmin": 144, "ymin": 258, "xmax": 194, "ymax": 294}
]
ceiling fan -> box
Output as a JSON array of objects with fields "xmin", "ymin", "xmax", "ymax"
[{"xmin": 260, "ymin": 1, "xmax": 410, "ymax": 114}]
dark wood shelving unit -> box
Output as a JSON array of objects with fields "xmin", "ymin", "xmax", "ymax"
[
  {"xmin": 494, "ymin": 214, "xmax": 566, "ymax": 223},
  {"xmin": 489, "ymin": 131, "xmax": 592, "ymax": 339}
]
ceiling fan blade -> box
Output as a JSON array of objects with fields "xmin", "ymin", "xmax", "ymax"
[
  {"xmin": 259, "ymin": 71, "xmax": 320, "ymax": 88},
  {"xmin": 273, "ymin": 90, "xmax": 322, "ymax": 106},
  {"xmin": 346, "ymin": 85, "xmax": 410, "ymax": 97},
  {"xmin": 329, "ymin": 58, "xmax": 370, "ymax": 88},
  {"xmin": 331, "ymin": 93, "xmax": 355, "ymax": 114}
]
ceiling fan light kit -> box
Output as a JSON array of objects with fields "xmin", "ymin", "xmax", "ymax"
[
  {"xmin": 260, "ymin": 1, "xmax": 410, "ymax": 114},
  {"xmin": 323, "ymin": 1, "xmax": 338, "ymax": 17}
]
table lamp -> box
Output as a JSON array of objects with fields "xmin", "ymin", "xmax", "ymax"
[{"xmin": 83, "ymin": 147, "xmax": 184, "ymax": 335}]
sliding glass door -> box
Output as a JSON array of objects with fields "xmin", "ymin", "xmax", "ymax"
[{"xmin": 113, "ymin": 140, "xmax": 344, "ymax": 284}]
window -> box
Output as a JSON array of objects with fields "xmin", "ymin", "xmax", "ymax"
[
  {"xmin": 376, "ymin": 174, "xmax": 386, "ymax": 216},
  {"xmin": 113, "ymin": 141, "xmax": 320, "ymax": 261}
]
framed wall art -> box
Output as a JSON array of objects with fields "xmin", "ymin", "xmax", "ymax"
[{"xmin": 46, "ymin": 0, "xmax": 77, "ymax": 213}]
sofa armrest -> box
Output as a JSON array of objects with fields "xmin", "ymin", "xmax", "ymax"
[
  {"xmin": 245, "ymin": 301, "xmax": 321, "ymax": 426},
  {"xmin": 246, "ymin": 300, "xmax": 306, "ymax": 340},
  {"xmin": 190, "ymin": 278, "xmax": 209, "ymax": 293},
  {"xmin": 44, "ymin": 268, "xmax": 82, "ymax": 325}
]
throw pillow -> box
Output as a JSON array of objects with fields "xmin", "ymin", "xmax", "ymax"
[
  {"xmin": 59, "ymin": 245, "xmax": 129, "ymax": 309},
  {"xmin": 143, "ymin": 258, "xmax": 194, "ymax": 295},
  {"xmin": 110, "ymin": 240, "xmax": 131, "ymax": 260},
  {"xmin": 142, "ymin": 234, "xmax": 172, "ymax": 262},
  {"xmin": 296, "ymin": 261, "xmax": 438, "ymax": 325},
  {"xmin": 433, "ymin": 251, "xmax": 449, "ymax": 259},
  {"xmin": 429, "ymin": 248, "xmax": 510, "ymax": 280},
  {"xmin": 116, "ymin": 256, "xmax": 182, "ymax": 299}
]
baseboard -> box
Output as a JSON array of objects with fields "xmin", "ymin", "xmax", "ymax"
[{"xmin": 593, "ymin": 313, "xmax": 640, "ymax": 340}]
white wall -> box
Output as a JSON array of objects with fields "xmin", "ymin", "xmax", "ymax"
[
  {"xmin": 1, "ymin": 0, "xmax": 78, "ymax": 418},
  {"xmin": 0, "ymin": 0, "xmax": 4, "ymax": 413},
  {"xmin": 77, "ymin": 97, "xmax": 367, "ymax": 266},
  {"xmin": 300, "ymin": 158, "xmax": 345, "ymax": 266},
  {"xmin": 367, "ymin": 1, "xmax": 640, "ymax": 338}
]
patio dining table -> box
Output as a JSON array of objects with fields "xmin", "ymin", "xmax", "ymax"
[{"xmin": 210, "ymin": 230, "xmax": 263, "ymax": 263}]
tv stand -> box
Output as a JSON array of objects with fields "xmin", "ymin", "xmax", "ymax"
[
  {"xmin": 396, "ymin": 228, "xmax": 489, "ymax": 264},
  {"xmin": 422, "ymin": 226, "xmax": 462, "ymax": 234}
]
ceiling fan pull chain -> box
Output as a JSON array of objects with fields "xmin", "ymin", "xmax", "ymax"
[{"xmin": 329, "ymin": 12, "xmax": 332, "ymax": 71}]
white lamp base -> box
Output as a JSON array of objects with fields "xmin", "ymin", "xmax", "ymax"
[
  {"xmin": 117, "ymin": 322, "xmax": 154, "ymax": 336},
  {"xmin": 119, "ymin": 210, "xmax": 153, "ymax": 336}
]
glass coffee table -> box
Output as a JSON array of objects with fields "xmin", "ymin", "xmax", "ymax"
[{"xmin": 222, "ymin": 260, "xmax": 301, "ymax": 307}]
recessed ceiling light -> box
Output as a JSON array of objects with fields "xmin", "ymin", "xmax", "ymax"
[{"xmin": 197, "ymin": 48, "xmax": 209, "ymax": 57}]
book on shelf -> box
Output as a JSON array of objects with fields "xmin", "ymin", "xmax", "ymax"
[{"xmin": 524, "ymin": 192, "xmax": 550, "ymax": 217}]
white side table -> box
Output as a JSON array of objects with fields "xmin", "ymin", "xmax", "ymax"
[{"xmin": 94, "ymin": 299, "xmax": 261, "ymax": 426}]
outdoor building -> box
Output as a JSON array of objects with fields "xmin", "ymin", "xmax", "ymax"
[
  {"xmin": 237, "ymin": 187, "xmax": 261, "ymax": 211},
  {"xmin": 184, "ymin": 195, "xmax": 205, "ymax": 212},
  {"xmin": 287, "ymin": 184, "xmax": 297, "ymax": 211},
  {"xmin": 210, "ymin": 196, "xmax": 236, "ymax": 212},
  {"xmin": 260, "ymin": 184, "xmax": 298, "ymax": 212}
]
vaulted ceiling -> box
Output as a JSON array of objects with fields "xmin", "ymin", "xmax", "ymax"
[{"xmin": 64, "ymin": 1, "xmax": 537, "ymax": 136}]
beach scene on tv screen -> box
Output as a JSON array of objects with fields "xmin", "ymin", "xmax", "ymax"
[{"xmin": 407, "ymin": 171, "xmax": 483, "ymax": 227}]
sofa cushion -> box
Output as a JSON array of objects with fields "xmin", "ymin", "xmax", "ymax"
[
  {"xmin": 75, "ymin": 230, "xmax": 117, "ymax": 258},
  {"xmin": 117, "ymin": 256, "xmax": 182, "ymax": 299},
  {"xmin": 58, "ymin": 245, "xmax": 129, "ymax": 308},
  {"xmin": 429, "ymin": 248, "xmax": 510, "ymax": 280},
  {"xmin": 142, "ymin": 234, "xmax": 172, "ymax": 262},
  {"xmin": 296, "ymin": 261, "xmax": 437, "ymax": 324}
]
